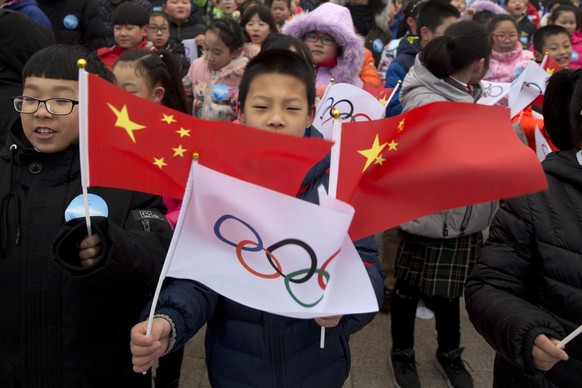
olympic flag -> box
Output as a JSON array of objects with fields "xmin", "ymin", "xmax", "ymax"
[
  {"xmin": 312, "ymin": 82, "xmax": 386, "ymax": 140},
  {"xmin": 155, "ymin": 162, "xmax": 379, "ymax": 319}
]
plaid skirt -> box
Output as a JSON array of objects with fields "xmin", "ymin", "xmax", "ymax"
[{"xmin": 395, "ymin": 231, "xmax": 483, "ymax": 298}]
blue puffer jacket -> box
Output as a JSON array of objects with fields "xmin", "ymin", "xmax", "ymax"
[
  {"xmin": 149, "ymin": 131, "xmax": 385, "ymax": 388},
  {"xmin": 1, "ymin": 0, "xmax": 51, "ymax": 27},
  {"xmin": 384, "ymin": 36, "xmax": 421, "ymax": 117}
]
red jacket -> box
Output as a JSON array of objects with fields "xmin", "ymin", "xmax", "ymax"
[{"xmin": 97, "ymin": 39, "xmax": 150, "ymax": 69}]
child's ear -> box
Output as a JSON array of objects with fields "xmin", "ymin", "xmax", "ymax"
[
  {"xmin": 232, "ymin": 47, "xmax": 244, "ymax": 59},
  {"xmin": 533, "ymin": 50, "xmax": 544, "ymax": 63},
  {"xmin": 237, "ymin": 103, "xmax": 245, "ymax": 124},
  {"xmin": 306, "ymin": 104, "xmax": 315, "ymax": 128},
  {"xmin": 154, "ymin": 86, "xmax": 165, "ymax": 103}
]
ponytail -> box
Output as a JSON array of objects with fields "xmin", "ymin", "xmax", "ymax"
[
  {"xmin": 420, "ymin": 20, "xmax": 491, "ymax": 79},
  {"xmin": 543, "ymin": 69, "xmax": 582, "ymax": 150}
]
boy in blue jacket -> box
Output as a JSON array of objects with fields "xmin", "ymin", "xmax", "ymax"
[{"xmin": 130, "ymin": 49, "xmax": 385, "ymax": 388}]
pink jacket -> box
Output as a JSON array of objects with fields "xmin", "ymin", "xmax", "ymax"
[
  {"xmin": 183, "ymin": 53, "xmax": 248, "ymax": 122},
  {"xmin": 485, "ymin": 44, "xmax": 533, "ymax": 83},
  {"xmin": 571, "ymin": 31, "xmax": 582, "ymax": 70}
]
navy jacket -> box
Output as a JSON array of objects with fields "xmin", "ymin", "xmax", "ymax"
[
  {"xmin": 148, "ymin": 137, "xmax": 385, "ymax": 388},
  {"xmin": 384, "ymin": 36, "xmax": 421, "ymax": 117}
]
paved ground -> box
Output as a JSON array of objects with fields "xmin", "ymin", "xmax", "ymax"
[{"xmin": 173, "ymin": 300, "xmax": 496, "ymax": 387}]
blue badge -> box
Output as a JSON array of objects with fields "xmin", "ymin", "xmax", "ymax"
[
  {"xmin": 372, "ymin": 38, "xmax": 384, "ymax": 53},
  {"xmin": 212, "ymin": 83, "xmax": 229, "ymax": 102},
  {"xmin": 65, "ymin": 194, "xmax": 109, "ymax": 222},
  {"xmin": 572, "ymin": 50, "xmax": 579, "ymax": 62},
  {"xmin": 63, "ymin": 14, "xmax": 79, "ymax": 30}
]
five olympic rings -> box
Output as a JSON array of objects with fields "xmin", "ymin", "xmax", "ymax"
[
  {"xmin": 320, "ymin": 97, "xmax": 372, "ymax": 126},
  {"xmin": 214, "ymin": 214, "xmax": 340, "ymax": 308}
]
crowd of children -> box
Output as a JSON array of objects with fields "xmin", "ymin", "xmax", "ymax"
[{"xmin": 2, "ymin": 0, "xmax": 582, "ymax": 387}]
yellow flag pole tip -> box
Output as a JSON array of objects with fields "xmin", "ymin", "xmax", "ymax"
[
  {"xmin": 397, "ymin": 80, "xmax": 402, "ymax": 84},
  {"xmin": 192, "ymin": 151, "xmax": 200, "ymax": 160},
  {"xmin": 77, "ymin": 59, "xmax": 87, "ymax": 69},
  {"xmin": 331, "ymin": 109, "xmax": 341, "ymax": 119},
  {"xmin": 329, "ymin": 77, "xmax": 335, "ymax": 83}
]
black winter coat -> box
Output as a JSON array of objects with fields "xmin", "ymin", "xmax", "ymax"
[
  {"xmin": 146, "ymin": 152, "xmax": 385, "ymax": 388},
  {"xmin": 465, "ymin": 151, "xmax": 582, "ymax": 387},
  {"xmin": 0, "ymin": 122, "xmax": 172, "ymax": 387},
  {"xmin": 37, "ymin": 0, "xmax": 106, "ymax": 50}
]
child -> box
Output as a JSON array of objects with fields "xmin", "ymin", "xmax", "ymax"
[
  {"xmin": 147, "ymin": 11, "xmax": 191, "ymax": 77},
  {"xmin": 0, "ymin": 44, "xmax": 172, "ymax": 387},
  {"xmin": 392, "ymin": 20, "xmax": 495, "ymax": 388},
  {"xmin": 112, "ymin": 48, "xmax": 187, "ymax": 388},
  {"xmin": 129, "ymin": 49, "xmax": 385, "ymax": 388},
  {"xmin": 485, "ymin": 14, "xmax": 534, "ymax": 82},
  {"xmin": 163, "ymin": 0, "xmax": 206, "ymax": 42},
  {"xmin": 183, "ymin": 18, "xmax": 248, "ymax": 121},
  {"xmin": 283, "ymin": 2, "xmax": 372, "ymax": 92},
  {"xmin": 240, "ymin": 4, "xmax": 278, "ymax": 48},
  {"xmin": 533, "ymin": 25, "xmax": 572, "ymax": 69},
  {"xmin": 215, "ymin": 0, "xmax": 241, "ymax": 21},
  {"xmin": 271, "ymin": 0, "xmax": 292, "ymax": 31},
  {"xmin": 383, "ymin": 0, "xmax": 460, "ymax": 116},
  {"xmin": 97, "ymin": 2, "xmax": 151, "ymax": 70},
  {"xmin": 505, "ymin": 0, "xmax": 537, "ymax": 48},
  {"xmin": 465, "ymin": 68, "xmax": 582, "ymax": 388},
  {"xmin": 548, "ymin": 4, "xmax": 582, "ymax": 68}
]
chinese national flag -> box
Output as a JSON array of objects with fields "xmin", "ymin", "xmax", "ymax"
[
  {"xmin": 362, "ymin": 83, "xmax": 394, "ymax": 106},
  {"xmin": 336, "ymin": 102, "xmax": 548, "ymax": 241},
  {"xmin": 533, "ymin": 55, "xmax": 561, "ymax": 106},
  {"xmin": 79, "ymin": 71, "xmax": 333, "ymax": 199}
]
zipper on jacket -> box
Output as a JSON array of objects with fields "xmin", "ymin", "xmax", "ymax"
[
  {"xmin": 266, "ymin": 314, "xmax": 285, "ymax": 388},
  {"xmin": 141, "ymin": 219, "xmax": 150, "ymax": 232},
  {"xmin": 442, "ymin": 210, "xmax": 451, "ymax": 237},
  {"xmin": 459, "ymin": 205, "xmax": 473, "ymax": 237}
]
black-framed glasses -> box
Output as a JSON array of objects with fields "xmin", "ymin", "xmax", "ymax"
[
  {"xmin": 11, "ymin": 96, "xmax": 79, "ymax": 115},
  {"xmin": 149, "ymin": 24, "xmax": 169, "ymax": 33},
  {"xmin": 304, "ymin": 32, "xmax": 335, "ymax": 46}
]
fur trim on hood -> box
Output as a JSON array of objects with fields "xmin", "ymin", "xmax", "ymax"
[
  {"xmin": 282, "ymin": 2, "xmax": 365, "ymax": 85},
  {"xmin": 463, "ymin": 0, "xmax": 507, "ymax": 19}
]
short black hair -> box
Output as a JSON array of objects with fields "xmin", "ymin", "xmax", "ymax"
[
  {"xmin": 238, "ymin": 49, "xmax": 315, "ymax": 110},
  {"xmin": 22, "ymin": 44, "xmax": 114, "ymax": 83},
  {"xmin": 533, "ymin": 25, "xmax": 570, "ymax": 52},
  {"xmin": 543, "ymin": 69, "xmax": 582, "ymax": 150},
  {"xmin": 548, "ymin": 4, "xmax": 578, "ymax": 24},
  {"xmin": 207, "ymin": 18, "xmax": 245, "ymax": 52},
  {"xmin": 397, "ymin": 0, "xmax": 426, "ymax": 37},
  {"xmin": 416, "ymin": 0, "xmax": 460, "ymax": 34},
  {"xmin": 473, "ymin": 10, "xmax": 495, "ymax": 26},
  {"xmin": 113, "ymin": 2, "xmax": 150, "ymax": 27},
  {"xmin": 261, "ymin": 33, "xmax": 315, "ymax": 70},
  {"xmin": 271, "ymin": 0, "xmax": 292, "ymax": 9}
]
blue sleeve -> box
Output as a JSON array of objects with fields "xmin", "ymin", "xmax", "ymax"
[
  {"xmin": 25, "ymin": 8, "xmax": 52, "ymax": 28},
  {"xmin": 146, "ymin": 278, "xmax": 219, "ymax": 351},
  {"xmin": 384, "ymin": 61, "xmax": 405, "ymax": 117}
]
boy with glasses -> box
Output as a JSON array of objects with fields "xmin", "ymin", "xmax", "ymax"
[{"xmin": 0, "ymin": 44, "xmax": 172, "ymax": 387}]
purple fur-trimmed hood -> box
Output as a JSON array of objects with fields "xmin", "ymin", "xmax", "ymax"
[{"xmin": 282, "ymin": 2, "xmax": 364, "ymax": 86}]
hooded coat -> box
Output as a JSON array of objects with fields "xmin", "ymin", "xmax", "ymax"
[
  {"xmin": 0, "ymin": 0, "xmax": 51, "ymax": 27},
  {"xmin": 465, "ymin": 150, "xmax": 582, "ymax": 387},
  {"xmin": 283, "ymin": 2, "xmax": 365, "ymax": 87},
  {"xmin": 485, "ymin": 43, "xmax": 533, "ymax": 83}
]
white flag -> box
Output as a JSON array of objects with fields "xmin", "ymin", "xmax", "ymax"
[
  {"xmin": 159, "ymin": 162, "xmax": 378, "ymax": 319},
  {"xmin": 535, "ymin": 125, "xmax": 552, "ymax": 162},
  {"xmin": 509, "ymin": 60, "xmax": 549, "ymax": 118},
  {"xmin": 477, "ymin": 81, "xmax": 510, "ymax": 106},
  {"xmin": 313, "ymin": 83, "xmax": 386, "ymax": 140}
]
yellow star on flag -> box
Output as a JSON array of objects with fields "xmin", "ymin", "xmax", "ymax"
[
  {"xmin": 107, "ymin": 103, "xmax": 145, "ymax": 143},
  {"xmin": 172, "ymin": 145, "xmax": 187, "ymax": 157},
  {"xmin": 397, "ymin": 119, "xmax": 405, "ymax": 132},
  {"xmin": 388, "ymin": 140, "xmax": 398, "ymax": 151},
  {"xmin": 176, "ymin": 127, "xmax": 191, "ymax": 137},
  {"xmin": 378, "ymin": 95, "xmax": 388, "ymax": 106},
  {"xmin": 358, "ymin": 134, "xmax": 388, "ymax": 172},
  {"xmin": 375, "ymin": 155, "xmax": 386, "ymax": 165},
  {"xmin": 153, "ymin": 157, "xmax": 167, "ymax": 169},
  {"xmin": 546, "ymin": 67, "xmax": 555, "ymax": 75},
  {"xmin": 162, "ymin": 114, "xmax": 177, "ymax": 124}
]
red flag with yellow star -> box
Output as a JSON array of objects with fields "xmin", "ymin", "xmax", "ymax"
[
  {"xmin": 336, "ymin": 102, "xmax": 548, "ymax": 240},
  {"xmin": 78, "ymin": 71, "xmax": 333, "ymax": 199}
]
